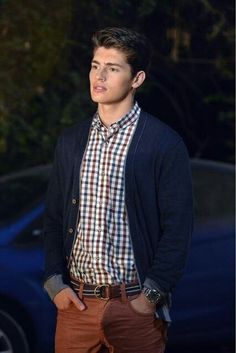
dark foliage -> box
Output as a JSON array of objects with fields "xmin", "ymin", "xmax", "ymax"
[{"xmin": 0, "ymin": 0, "xmax": 234, "ymax": 174}]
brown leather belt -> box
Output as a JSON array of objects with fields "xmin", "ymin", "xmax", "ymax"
[{"xmin": 70, "ymin": 277, "xmax": 141, "ymax": 300}]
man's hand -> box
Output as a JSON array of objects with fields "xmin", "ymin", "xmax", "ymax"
[
  {"xmin": 53, "ymin": 287, "xmax": 85, "ymax": 311},
  {"xmin": 130, "ymin": 292, "xmax": 156, "ymax": 314}
]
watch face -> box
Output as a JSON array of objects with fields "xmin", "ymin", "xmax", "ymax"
[
  {"xmin": 145, "ymin": 289, "xmax": 161, "ymax": 304},
  {"xmin": 149, "ymin": 289, "xmax": 160, "ymax": 302}
]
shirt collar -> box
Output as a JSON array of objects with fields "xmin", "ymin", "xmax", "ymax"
[{"xmin": 92, "ymin": 102, "xmax": 140, "ymax": 134}]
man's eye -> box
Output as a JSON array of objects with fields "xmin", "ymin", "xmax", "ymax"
[
  {"xmin": 110, "ymin": 67, "xmax": 119, "ymax": 72},
  {"xmin": 91, "ymin": 65, "xmax": 98, "ymax": 70}
]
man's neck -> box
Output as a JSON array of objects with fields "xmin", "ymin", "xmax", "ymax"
[{"xmin": 98, "ymin": 99, "xmax": 134, "ymax": 128}]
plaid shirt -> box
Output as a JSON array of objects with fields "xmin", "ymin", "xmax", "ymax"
[{"xmin": 70, "ymin": 102, "xmax": 141, "ymax": 284}]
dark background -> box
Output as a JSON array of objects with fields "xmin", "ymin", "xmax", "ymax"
[
  {"xmin": 0, "ymin": 0, "xmax": 234, "ymax": 175},
  {"xmin": 0, "ymin": 2, "xmax": 234, "ymax": 353}
]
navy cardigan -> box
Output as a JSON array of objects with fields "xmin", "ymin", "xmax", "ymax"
[{"xmin": 43, "ymin": 110, "xmax": 193, "ymax": 295}]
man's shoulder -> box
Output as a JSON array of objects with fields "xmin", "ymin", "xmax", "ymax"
[
  {"xmin": 54, "ymin": 116, "xmax": 93, "ymax": 156},
  {"xmin": 140, "ymin": 110, "xmax": 183, "ymax": 148},
  {"xmin": 60, "ymin": 117, "xmax": 93, "ymax": 141}
]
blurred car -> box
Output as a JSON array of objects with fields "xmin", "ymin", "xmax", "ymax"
[
  {"xmin": 166, "ymin": 160, "xmax": 235, "ymax": 353},
  {"xmin": 0, "ymin": 160, "xmax": 234, "ymax": 353},
  {"xmin": 0, "ymin": 166, "xmax": 55, "ymax": 353}
]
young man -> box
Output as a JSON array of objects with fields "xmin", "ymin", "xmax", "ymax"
[{"xmin": 43, "ymin": 27, "xmax": 193, "ymax": 353}]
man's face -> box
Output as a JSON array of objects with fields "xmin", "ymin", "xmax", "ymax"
[{"xmin": 89, "ymin": 46, "xmax": 136, "ymax": 105}]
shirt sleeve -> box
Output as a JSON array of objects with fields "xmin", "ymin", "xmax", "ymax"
[{"xmin": 44, "ymin": 274, "xmax": 69, "ymax": 300}]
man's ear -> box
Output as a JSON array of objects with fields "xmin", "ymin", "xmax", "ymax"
[{"xmin": 132, "ymin": 71, "xmax": 146, "ymax": 89}]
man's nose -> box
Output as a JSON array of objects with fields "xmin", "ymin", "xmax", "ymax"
[{"xmin": 96, "ymin": 67, "xmax": 106, "ymax": 81}]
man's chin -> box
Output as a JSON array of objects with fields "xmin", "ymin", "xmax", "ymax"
[
  {"xmin": 91, "ymin": 97, "xmax": 111, "ymax": 105},
  {"xmin": 90, "ymin": 95, "xmax": 104, "ymax": 103}
]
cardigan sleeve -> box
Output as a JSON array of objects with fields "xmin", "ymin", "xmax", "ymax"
[
  {"xmin": 145, "ymin": 139, "xmax": 194, "ymax": 293},
  {"xmin": 43, "ymin": 134, "xmax": 66, "ymax": 284}
]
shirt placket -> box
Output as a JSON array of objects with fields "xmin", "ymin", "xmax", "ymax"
[{"xmin": 92, "ymin": 128, "xmax": 109, "ymax": 282}]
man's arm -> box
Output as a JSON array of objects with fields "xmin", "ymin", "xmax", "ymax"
[
  {"xmin": 43, "ymin": 135, "xmax": 85, "ymax": 310},
  {"xmin": 145, "ymin": 139, "xmax": 193, "ymax": 294},
  {"xmin": 43, "ymin": 135, "xmax": 65, "ymax": 283},
  {"xmin": 43, "ymin": 134, "xmax": 69, "ymax": 302}
]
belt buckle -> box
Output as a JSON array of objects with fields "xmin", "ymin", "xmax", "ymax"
[{"xmin": 94, "ymin": 284, "xmax": 110, "ymax": 300}]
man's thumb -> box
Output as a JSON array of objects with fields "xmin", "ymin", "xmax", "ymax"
[{"xmin": 70, "ymin": 292, "xmax": 85, "ymax": 311}]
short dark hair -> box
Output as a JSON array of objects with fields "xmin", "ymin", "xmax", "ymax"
[{"xmin": 91, "ymin": 27, "xmax": 152, "ymax": 77}]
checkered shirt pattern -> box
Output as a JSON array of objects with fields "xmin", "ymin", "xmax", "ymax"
[{"xmin": 70, "ymin": 102, "xmax": 141, "ymax": 284}]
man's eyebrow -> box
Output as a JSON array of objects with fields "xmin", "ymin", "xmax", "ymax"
[{"xmin": 91, "ymin": 60, "xmax": 123, "ymax": 68}]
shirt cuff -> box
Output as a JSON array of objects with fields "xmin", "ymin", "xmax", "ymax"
[
  {"xmin": 143, "ymin": 278, "xmax": 166, "ymax": 296},
  {"xmin": 43, "ymin": 274, "xmax": 69, "ymax": 300}
]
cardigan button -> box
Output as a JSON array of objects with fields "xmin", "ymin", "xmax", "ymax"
[
  {"xmin": 72, "ymin": 198, "xmax": 78, "ymax": 205},
  {"xmin": 68, "ymin": 227, "xmax": 74, "ymax": 234}
]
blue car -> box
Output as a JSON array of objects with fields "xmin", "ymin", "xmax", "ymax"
[
  {"xmin": 0, "ymin": 160, "xmax": 234, "ymax": 353},
  {"xmin": 0, "ymin": 166, "xmax": 55, "ymax": 353},
  {"xmin": 166, "ymin": 160, "xmax": 234, "ymax": 353}
]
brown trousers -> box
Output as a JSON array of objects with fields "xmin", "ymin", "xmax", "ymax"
[{"xmin": 55, "ymin": 291, "xmax": 167, "ymax": 353}]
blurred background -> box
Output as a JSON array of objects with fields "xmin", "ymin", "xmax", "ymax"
[{"xmin": 0, "ymin": 1, "xmax": 234, "ymax": 353}]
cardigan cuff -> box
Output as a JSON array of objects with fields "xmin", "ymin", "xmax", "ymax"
[
  {"xmin": 143, "ymin": 278, "xmax": 166, "ymax": 296},
  {"xmin": 44, "ymin": 274, "xmax": 69, "ymax": 301}
]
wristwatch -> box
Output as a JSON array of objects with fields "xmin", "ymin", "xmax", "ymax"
[{"xmin": 142, "ymin": 287, "xmax": 163, "ymax": 305}]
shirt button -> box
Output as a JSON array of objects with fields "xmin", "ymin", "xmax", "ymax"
[
  {"xmin": 68, "ymin": 228, "xmax": 74, "ymax": 234},
  {"xmin": 97, "ymin": 227, "xmax": 101, "ymax": 232}
]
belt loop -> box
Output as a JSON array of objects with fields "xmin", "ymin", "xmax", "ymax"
[
  {"xmin": 79, "ymin": 282, "xmax": 84, "ymax": 300},
  {"xmin": 106, "ymin": 284, "xmax": 111, "ymax": 299},
  {"xmin": 120, "ymin": 283, "xmax": 127, "ymax": 303}
]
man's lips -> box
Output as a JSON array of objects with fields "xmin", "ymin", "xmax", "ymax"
[{"xmin": 93, "ymin": 85, "xmax": 107, "ymax": 92}]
